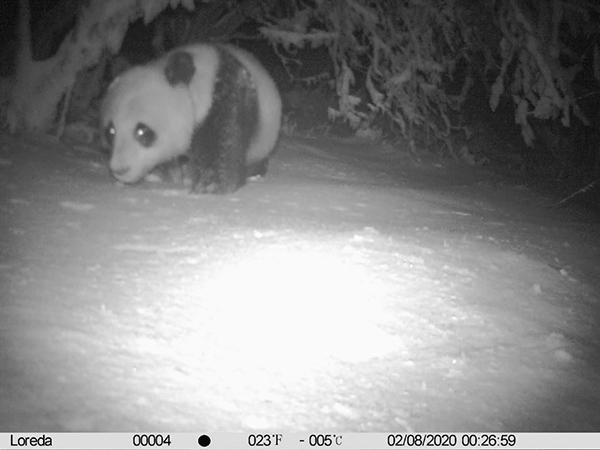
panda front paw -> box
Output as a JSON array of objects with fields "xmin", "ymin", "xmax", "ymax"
[
  {"xmin": 190, "ymin": 167, "xmax": 219, "ymax": 194},
  {"xmin": 196, "ymin": 181, "xmax": 220, "ymax": 194},
  {"xmin": 190, "ymin": 163, "xmax": 245, "ymax": 194},
  {"xmin": 154, "ymin": 156, "xmax": 191, "ymax": 185}
]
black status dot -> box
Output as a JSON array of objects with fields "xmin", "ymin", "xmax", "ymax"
[{"xmin": 197, "ymin": 434, "xmax": 211, "ymax": 447}]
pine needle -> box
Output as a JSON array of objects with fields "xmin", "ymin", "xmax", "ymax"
[{"xmin": 555, "ymin": 178, "xmax": 599, "ymax": 207}]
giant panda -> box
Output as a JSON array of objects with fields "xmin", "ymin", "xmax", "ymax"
[{"xmin": 101, "ymin": 43, "xmax": 282, "ymax": 194}]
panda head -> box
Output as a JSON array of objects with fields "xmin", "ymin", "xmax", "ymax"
[{"xmin": 101, "ymin": 58, "xmax": 196, "ymax": 184}]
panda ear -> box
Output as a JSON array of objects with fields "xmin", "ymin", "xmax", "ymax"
[{"xmin": 164, "ymin": 51, "xmax": 196, "ymax": 86}]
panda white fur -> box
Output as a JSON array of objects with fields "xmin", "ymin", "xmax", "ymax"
[{"xmin": 101, "ymin": 43, "xmax": 282, "ymax": 194}]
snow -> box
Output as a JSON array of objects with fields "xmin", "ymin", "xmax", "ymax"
[{"xmin": 0, "ymin": 133, "xmax": 599, "ymax": 431}]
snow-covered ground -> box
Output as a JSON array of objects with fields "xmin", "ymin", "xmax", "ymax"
[{"xmin": 0, "ymin": 132, "xmax": 599, "ymax": 431}]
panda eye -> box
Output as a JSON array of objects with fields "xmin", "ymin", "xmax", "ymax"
[
  {"xmin": 134, "ymin": 123, "xmax": 157, "ymax": 148},
  {"xmin": 104, "ymin": 122, "xmax": 116, "ymax": 147}
]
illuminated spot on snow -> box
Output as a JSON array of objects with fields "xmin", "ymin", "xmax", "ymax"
[{"xmin": 168, "ymin": 244, "xmax": 401, "ymax": 387}]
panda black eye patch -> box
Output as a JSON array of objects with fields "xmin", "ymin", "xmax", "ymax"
[
  {"xmin": 104, "ymin": 122, "xmax": 116, "ymax": 147},
  {"xmin": 134, "ymin": 123, "xmax": 157, "ymax": 147}
]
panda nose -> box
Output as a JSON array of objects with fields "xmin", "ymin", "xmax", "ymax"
[{"xmin": 111, "ymin": 165, "xmax": 130, "ymax": 177}]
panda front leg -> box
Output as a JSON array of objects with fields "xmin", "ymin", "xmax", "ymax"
[
  {"xmin": 212, "ymin": 106, "xmax": 249, "ymax": 194},
  {"xmin": 189, "ymin": 107, "xmax": 248, "ymax": 194}
]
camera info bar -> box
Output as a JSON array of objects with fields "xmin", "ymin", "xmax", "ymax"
[{"xmin": 2, "ymin": 432, "xmax": 600, "ymax": 449}]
